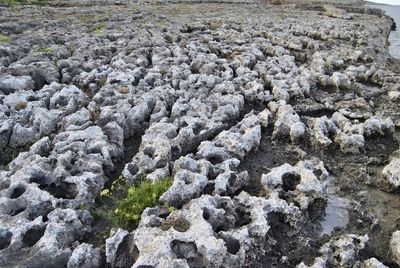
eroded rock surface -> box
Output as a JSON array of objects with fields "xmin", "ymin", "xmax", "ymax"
[{"xmin": 0, "ymin": 0, "xmax": 399, "ymax": 267}]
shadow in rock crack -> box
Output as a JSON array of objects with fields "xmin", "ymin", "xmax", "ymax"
[
  {"xmin": 105, "ymin": 133, "xmax": 144, "ymax": 189},
  {"xmin": 238, "ymin": 126, "xmax": 304, "ymax": 196},
  {"xmin": 86, "ymin": 133, "xmax": 143, "ymax": 248}
]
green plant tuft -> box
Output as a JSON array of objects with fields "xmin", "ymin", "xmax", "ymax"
[
  {"xmin": 0, "ymin": 34, "xmax": 11, "ymax": 44},
  {"xmin": 92, "ymin": 24, "xmax": 105, "ymax": 34},
  {"xmin": 37, "ymin": 47, "xmax": 53, "ymax": 53},
  {"xmin": 209, "ymin": 18, "xmax": 224, "ymax": 31},
  {"xmin": 96, "ymin": 177, "xmax": 173, "ymax": 231},
  {"xmin": 114, "ymin": 178, "xmax": 173, "ymax": 230}
]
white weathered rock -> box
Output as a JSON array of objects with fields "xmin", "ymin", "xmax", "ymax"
[
  {"xmin": 390, "ymin": 231, "xmax": 400, "ymax": 266},
  {"xmin": 0, "ymin": 75, "xmax": 35, "ymax": 94},
  {"xmin": 308, "ymin": 116, "xmax": 337, "ymax": 149},
  {"xmin": 257, "ymin": 108, "xmax": 271, "ymax": 128},
  {"xmin": 388, "ymin": 91, "xmax": 400, "ymax": 101},
  {"xmin": 261, "ymin": 159, "xmax": 327, "ymax": 211},
  {"xmin": 67, "ymin": 243, "xmax": 102, "ymax": 268},
  {"xmin": 334, "ymin": 132, "xmax": 365, "ymax": 154},
  {"xmin": 49, "ymin": 85, "xmax": 87, "ymax": 114},
  {"xmin": 363, "ymin": 116, "xmax": 394, "ymax": 136},
  {"xmin": 290, "ymin": 122, "xmax": 306, "ymax": 143},
  {"xmin": 197, "ymin": 112, "xmax": 261, "ymax": 163},
  {"xmin": 357, "ymin": 258, "xmax": 389, "ymax": 268},
  {"xmin": 382, "ymin": 153, "xmax": 400, "ymax": 190},
  {"xmin": 105, "ymin": 229, "xmax": 134, "ymax": 268},
  {"xmin": 270, "ymin": 101, "xmax": 302, "ymax": 140},
  {"xmin": 9, "ymin": 123, "xmax": 36, "ymax": 147},
  {"xmin": 160, "ymin": 170, "xmax": 208, "ymax": 207},
  {"xmin": 299, "ymin": 234, "xmax": 369, "ymax": 267}
]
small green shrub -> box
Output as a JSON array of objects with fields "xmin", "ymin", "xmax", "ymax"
[
  {"xmin": 79, "ymin": 14, "xmax": 95, "ymax": 23},
  {"xmin": 92, "ymin": 24, "xmax": 105, "ymax": 34},
  {"xmin": 97, "ymin": 176, "xmax": 173, "ymax": 230},
  {"xmin": 37, "ymin": 47, "xmax": 53, "ymax": 53},
  {"xmin": 97, "ymin": 78, "xmax": 107, "ymax": 88},
  {"xmin": 209, "ymin": 18, "xmax": 224, "ymax": 31},
  {"xmin": 0, "ymin": 34, "xmax": 11, "ymax": 44},
  {"xmin": 67, "ymin": 46, "xmax": 75, "ymax": 57}
]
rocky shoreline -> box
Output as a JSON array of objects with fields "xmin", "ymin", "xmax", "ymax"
[{"xmin": 0, "ymin": 0, "xmax": 400, "ymax": 267}]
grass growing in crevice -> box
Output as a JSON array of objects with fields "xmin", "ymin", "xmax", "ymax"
[
  {"xmin": 0, "ymin": 34, "xmax": 11, "ymax": 44},
  {"xmin": 91, "ymin": 24, "xmax": 105, "ymax": 34},
  {"xmin": 0, "ymin": 141, "xmax": 34, "ymax": 166},
  {"xmin": 37, "ymin": 47, "xmax": 53, "ymax": 53},
  {"xmin": 209, "ymin": 18, "xmax": 224, "ymax": 31},
  {"xmin": 93, "ymin": 176, "xmax": 173, "ymax": 231}
]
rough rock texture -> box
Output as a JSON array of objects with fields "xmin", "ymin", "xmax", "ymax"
[
  {"xmin": 390, "ymin": 231, "xmax": 400, "ymax": 266},
  {"xmin": 298, "ymin": 234, "xmax": 369, "ymax": 267},
  {"xmin": 382, "ymin": 150, "xmax": 400, "ymax": 191},
  {"xmin": 67, "ymin": 243, "xmax": 103, "ymax": 268},
  {"xmin": 0, "ymin": 0, "xmax": 399, "ymax": 267}
]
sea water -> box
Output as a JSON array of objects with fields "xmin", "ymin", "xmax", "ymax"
[{"xmin": 369, "ymin": 4, "xmax": 400, "ymax": 59}]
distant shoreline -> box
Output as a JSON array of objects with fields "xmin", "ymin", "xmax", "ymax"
[{"xmin": 364, "ymin": 1, "xmax": 398, "ymax": 6}]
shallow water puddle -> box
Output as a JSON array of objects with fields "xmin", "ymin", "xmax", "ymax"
[
  {"xmin": 319, "ymin": 176, "xmax": 350, "ymax": 236},
  {"xmin": 319, "ymin": 195, "xmax": 349, "ymax": 236}
]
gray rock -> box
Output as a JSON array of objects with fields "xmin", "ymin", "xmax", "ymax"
[
  {"xmin": 67, "ymin": 243, "xmax": 103, "ymax": 268},
  {"xmin": 0, "ymin": 75, "xmax": 34, "ymax": 94},
  {"xmin": 261, "ymin": 159, "xmax": 327, "ymax": 212},
  {"xmin": 9, "ymin": 123, "xmax": 36, "ymax": 147},
  {"xmin": 382, "ymin": 151, "xmax": 400, "ymax": 190},
  {"xmin": 106, "ymin": 229, "xmax": 137, "ymax": 268},
  {"xmin": 356, "ymin": 258, "xmax": 388, "ymax": 268},
  {"xmin": 298, "ymin": 234, "xmax": 369, "ymax": 267},
  {"xmin": 390, "ymin": 231, "xmax": 400, "ymax": 266}
]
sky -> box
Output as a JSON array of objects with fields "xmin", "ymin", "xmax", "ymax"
[{"xmin": 368, "ymin": 0, "xmax": 399, "ymax": 5}]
